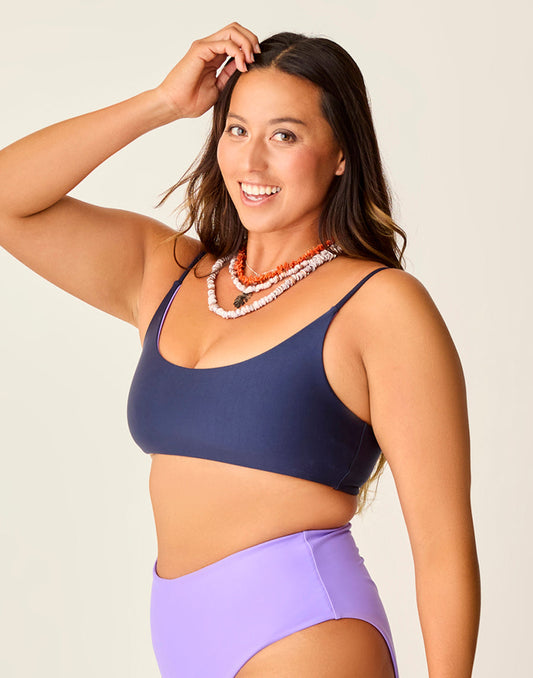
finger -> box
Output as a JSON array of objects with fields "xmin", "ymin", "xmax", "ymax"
[
  {"xmin": 198, "ymin": 38, "xmax": 248, "ymax": 72},
  {"xmin": 208, "ymin": 52, "xmax": 229, "ymax": 71},
  {"xmin": 223, "ymin": 23, "xmax": 261, "ymax": 59},
  {"xmin": 216, "ymin": 60, "xmax": 238, "ymax": 91},
  {"xmin": 205, "ymin": 23, "xmax": 260, "ymax": 63}
]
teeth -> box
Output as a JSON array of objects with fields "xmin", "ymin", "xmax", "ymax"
[{"xmin": 241, "ymin": 182, "xmax": 281, "ymax": 196}]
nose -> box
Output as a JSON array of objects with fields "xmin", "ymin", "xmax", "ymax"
[{"xmin": 242, "ymin": 135, "xmax": 268, "ymax": 172}]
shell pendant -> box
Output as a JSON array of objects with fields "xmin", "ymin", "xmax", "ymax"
[{"xmin": 233, "ymin": 291, "xmax": 252, "ymax": 308}]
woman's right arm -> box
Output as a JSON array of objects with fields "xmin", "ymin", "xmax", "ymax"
[
  {"xmin": 0, "ymin": 21, "xmax": 259, "ymax": 326},
  {"xmin": 0, "ymin": 89, "xmax": 180, "ymax": 325}
]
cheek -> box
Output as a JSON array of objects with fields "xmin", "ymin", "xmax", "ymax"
[
  {"xmin": 216, "ymin": 137, "xmax": 236, "ymax": 176},
  {"xmin": 287, "ymin": 149, "xmax": 334, "ymax": 193},
  {"xmin": 216, "ymin": 139, "xmax": 226, "ymax": 173}
]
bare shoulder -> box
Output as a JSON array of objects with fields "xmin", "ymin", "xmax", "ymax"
[
  {"xmin": 350, "ymin": 266, "xmax": 454, "ymax": 360},
  {"xmin": 144, "ymin": 225, "xmax": 205, "ymax": 270},
  {"xmin": 357, "ymin": 265, "xmax": 437, "ymax": 313},
  {"xmin": 142, "ymin": 227, "xmax": 206, "ymax": 281},
  {"xmin": 136, "ymin": 230, "xmax": 205, "ymax": 339}
]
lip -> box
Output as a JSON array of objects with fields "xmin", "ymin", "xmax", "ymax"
[{"xmin": 239, "ymin": 182, "xmax": 281, "ymax": 207}]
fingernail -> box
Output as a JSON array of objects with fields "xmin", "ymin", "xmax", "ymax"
[{"xmin": 254, "ymin": 43, "xmax": 261, "ymax": 53}]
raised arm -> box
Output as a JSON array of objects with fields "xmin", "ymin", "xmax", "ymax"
[
  {"xmin": 0, "ymin": 22, "xmax": 260, "ymax": 326},
  {"xmin": 0, "ymin": 89, "xmax": 181, "ymax": 325},
  {"xmin": 361, "ymin": 269, "xmax": 481, "ymax": 678}
]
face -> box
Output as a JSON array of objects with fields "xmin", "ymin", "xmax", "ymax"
[{"xmin": 216, "ymin": 68, "xmax": 345, "ymax": 238}]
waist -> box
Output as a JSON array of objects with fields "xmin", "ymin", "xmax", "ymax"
[{"xmin": 149, "ymin": 453, "xmax": 358, "ymax": 579}]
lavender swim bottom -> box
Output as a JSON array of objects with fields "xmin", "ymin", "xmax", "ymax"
[{"xmin": 150, "ymin": 522, "xmax": 399, "ymax": 678}]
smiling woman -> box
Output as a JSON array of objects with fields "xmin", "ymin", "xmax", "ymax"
[
  {"xmin": 216, "ymin": 69, "xmax": 346, "ymax": 235},
  {"xmin": 157, "ymin": 31, "xmax": 405, "ymax": 274},
  {"xmin": 0, "ymin": 19, "xmax": 479, "ymax": 678}
]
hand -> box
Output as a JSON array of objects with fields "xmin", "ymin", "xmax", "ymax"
[{"xmin": 155, "ymin": 22, "xmax": 260, "ymax": 120}]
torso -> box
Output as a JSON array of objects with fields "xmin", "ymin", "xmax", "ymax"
[{"xmin": 137, "ymin": 237, "xmax": 385, "ymax": 579}]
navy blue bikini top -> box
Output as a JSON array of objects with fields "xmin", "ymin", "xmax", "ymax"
[{"xmin": 127, "ymin": 251, "xmax": 389, "ymax": 495}]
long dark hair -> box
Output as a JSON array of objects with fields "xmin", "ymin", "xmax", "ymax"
[{"xmin": 155, "ymin": 31, "xmax": 408, "ymax": 512}]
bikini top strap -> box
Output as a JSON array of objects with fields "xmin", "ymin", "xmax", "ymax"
[
  {"xmin": 176, "ymin": 250, "xmax": 208, "ymax": 286},
  {"xmin": 334, "ymin": 266, "xmax": 391, "ymax": 311}
]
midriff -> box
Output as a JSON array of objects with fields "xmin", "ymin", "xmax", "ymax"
[{"xmin": 149, "ymin": 452, "xmax": 358, "ymax": 579}]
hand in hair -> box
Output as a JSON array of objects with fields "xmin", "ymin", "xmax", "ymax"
[{"xmin": 156, "ymin": 22, "xmax": 260, "ymax": 121}]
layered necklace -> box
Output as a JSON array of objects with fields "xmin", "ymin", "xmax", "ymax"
[{"xmin": 207, "ymin": 239, "xmax": 342, "ymax": 319}]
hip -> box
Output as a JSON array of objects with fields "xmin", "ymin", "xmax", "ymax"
[{"xmin": 150, "ymin": 522, "xmax": 399, "ymax": 678}]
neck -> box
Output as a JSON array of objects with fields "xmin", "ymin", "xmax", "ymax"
[{"xmin": 244, "ymin": 231, "xmax": 324, "ymax": 274}]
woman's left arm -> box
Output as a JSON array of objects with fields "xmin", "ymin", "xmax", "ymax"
[{"xmin": 360, "ymin": 269, "xmax": 481, "ymax": 678}]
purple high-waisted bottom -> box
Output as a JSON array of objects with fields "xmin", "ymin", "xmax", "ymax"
[{"xmin": 150, "ymin": 522, "xmax": 399, "ymax": 677}]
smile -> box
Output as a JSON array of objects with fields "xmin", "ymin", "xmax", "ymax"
[{"xmin": 239, "ymin": 183, "xmax": 282, "ymax": 206}]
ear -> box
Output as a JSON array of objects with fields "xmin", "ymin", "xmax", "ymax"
[{"xmin": 335, "ymin": 152, "xmax": 345, "ymax": 176}]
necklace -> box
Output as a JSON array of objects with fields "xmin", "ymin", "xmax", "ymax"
[
  {"xmin": 229, "ymin": 251, "xmax": 332, "ymax": 298},
  {"xmin": 245, "ymin": 261, "xmax": 261, "ymax": 276},
  {"xmin": 207, "ymin": 243, "xmax": 341, "ymax": 319},
  {"xmin": 230, "ymin": 240, "xmax": 338, "ymax": 307},
  {"xmin": 234, "ymin": 240, "xmax": 335, "ymax": 287}
]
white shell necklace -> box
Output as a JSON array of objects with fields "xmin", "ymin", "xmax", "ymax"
[{"xmin": 207, "ymin": 245, "xmax": 341, "ymax": 319}]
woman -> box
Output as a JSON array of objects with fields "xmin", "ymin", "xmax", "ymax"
[{"xmin": 0, "ymin": 21, "xmax": 480, "ymax": 678}]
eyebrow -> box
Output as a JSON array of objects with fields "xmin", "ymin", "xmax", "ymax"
[{"xmin": 227, "ymin": 113, "xmax": 307, "ymax": 127}]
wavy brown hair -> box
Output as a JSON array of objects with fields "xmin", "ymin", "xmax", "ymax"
[{"xmin": 155, "ymin": 31, "xmax": 407, "ymax": 513}]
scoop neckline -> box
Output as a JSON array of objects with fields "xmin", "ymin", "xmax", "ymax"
[{"xmin": 155, "ymin": 292, "xmax": 338, "ymax": 372}]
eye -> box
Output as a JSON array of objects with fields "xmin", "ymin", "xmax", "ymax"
[
  {"xmin": 224, "ymin": 125, "xmax": 296, "ymax": 143},
  {"xmin": 226, "ymin": 125, "xmax": 246, "ymax": 137},
  {"xmin": 273, "ymin": 130, "xmax": 296, "ymax": 143}
]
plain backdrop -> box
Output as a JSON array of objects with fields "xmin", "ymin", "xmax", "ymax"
[{"xmin": 1, "ymin": 1, "xmax": 531, "ymax": 676}]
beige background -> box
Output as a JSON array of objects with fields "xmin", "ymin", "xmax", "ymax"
[{"xmin": 1, "ymin": 1, "xmax": 531, "ymax": 675}]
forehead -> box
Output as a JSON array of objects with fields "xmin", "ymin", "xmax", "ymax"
[{"xmin": 228, "ymin": 68, "xmax": 324, "ymax": 123}]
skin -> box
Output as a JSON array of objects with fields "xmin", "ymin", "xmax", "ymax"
[{"xmin": 0, "ymin": 21, "xmax": 480, "ymax": 677}]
